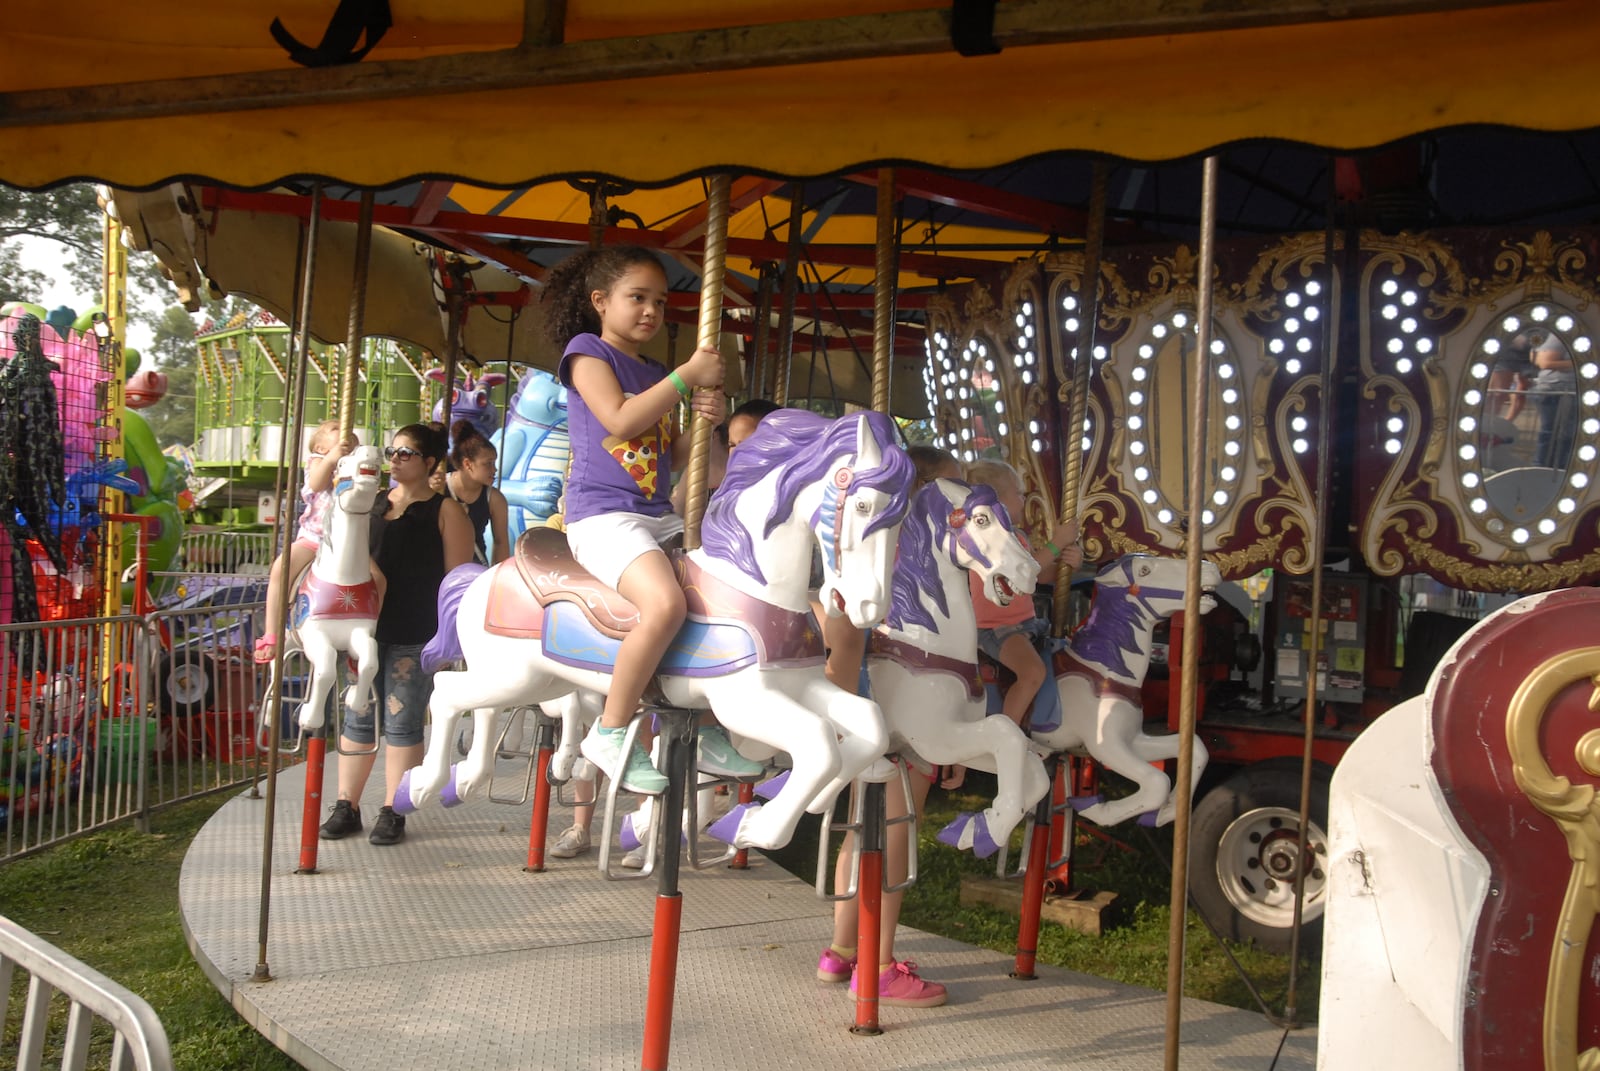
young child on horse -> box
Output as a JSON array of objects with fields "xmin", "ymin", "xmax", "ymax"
[
  {"xmin": 547, "ymin": 245, "xmax": 729, "ymax": 795},
  {"xmin": 256, "ymin": 419, "xmax": 365, "ymax": 664},
  {"xmin": 942, "ymin": 457, "xmax": 1082, "ymax": 789}
]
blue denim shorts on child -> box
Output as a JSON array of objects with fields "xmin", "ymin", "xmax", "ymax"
[{"xmin": 976, "ymin": 617, "xmax": 1050, "ymax": 662}]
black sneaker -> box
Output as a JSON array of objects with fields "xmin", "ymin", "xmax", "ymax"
[
  {"xmin": 369, "ymin": 805, "xmax": 406, "ymax": 846},
  {"xmin": 319, "ymin": 799, "xmax": 362, "ymax": 840}
]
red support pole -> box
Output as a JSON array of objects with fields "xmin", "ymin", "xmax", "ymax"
[
  {"xmin": 641, "ymin": 892, "xmax": 684, "ymax": 1070},
  {"xmin": 851, "ymin": 779, "xmax": 887, "ymax": 1035},
  {"xmin": 1012, "ymin": 763, "xmax": 1056, "ymax": 979},
  {"xmin": 296, "ymin": 735, "xmax": 326, "ymax": 873},
  {"xmin": 524, "ymin": 739, "xmax": 554, "ymax": 872},
  {"xmin": 1045, "ymin": 755, "xmax": 1073, "ymax": 890},
  {"xmin": 853, "ymin": 848, "xmax": 883, "ymax": 1034},
  {"xmin": 729, "ymin": 781, "xmax": 753, "ymax": 870}
]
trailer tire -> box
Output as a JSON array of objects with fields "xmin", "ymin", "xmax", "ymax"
[
  {"xmin": 157, "ymin": 650, "xmax": 214, "ymax": 720},
  {"xmin": 1189, "ymin": 760, "xmax": 1332, "ymax": 955}
]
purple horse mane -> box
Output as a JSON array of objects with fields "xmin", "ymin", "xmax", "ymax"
[
  {"xmin": 422, "ymin": 563, "xmax": 487, "ymax": 672},
  {"xmin": 1070, "ymin": 558, "xmax": 1149, "ymax": 679},
  {"xmin": 703, "ymin": 409, "xmax": 915, "ymax": 584},
  {"xmin": 885, "ymin": 480, "xmax": 1004, "ymax": 633}
]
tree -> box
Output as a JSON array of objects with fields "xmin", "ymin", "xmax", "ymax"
[
  {"xmin": 140, "ymin": 306, "xmax": 202, "ymax": 447},
  {"xmin": 0, "ymin": 182, "xmax": 181, "ymax": 336}
]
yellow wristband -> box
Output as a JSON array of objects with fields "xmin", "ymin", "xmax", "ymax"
[{"xmin": 667, "ymin": 370, "xmax": 692, "ymax": 399}]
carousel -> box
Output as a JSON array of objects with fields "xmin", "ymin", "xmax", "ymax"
[{"xmin": 4, "ymin": 3, "xmax": 1600, "ymax": 1070}]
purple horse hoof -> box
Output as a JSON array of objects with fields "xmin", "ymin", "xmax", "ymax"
[
  {"xmin": 392, "ymin": 771, "xmax": 416, "ymax": 815},
  {"xmin": 706, "ymin": 802, "xmax": 757, "ymax": 846},
  {"xmin": 440, "ymin": 768, "xmax": 462, "ymax": 808},
  {"xmin": 754, "ymin": 769, "xmax": 790, "ymax": 801},
  {"xmin": 938, "ymin": 813, "xmax": 1002, "ymax": 859},
  {"xmin": 1068, "ymin": 793, "xmax": 1105, "ymax": 812},
  {"xmin": 619, "ymin": 813, "xmax": 643, "ymax": 852},
  {"xmin": 1137, "ymin": 810, "xmax": 1161, "ymax": 828}
]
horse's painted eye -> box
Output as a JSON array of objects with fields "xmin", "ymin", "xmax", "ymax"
[
  {"xmin": 975, "ymin": 512, "xmax": 990, "ymax": 527},
  {"xmin": 854, "ymin": 499, "xmax": 870, "ymax": 514}
]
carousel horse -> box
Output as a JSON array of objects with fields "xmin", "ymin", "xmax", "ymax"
[
  {"xmin": 1031, "ymin": 554, "xmax": 1220, "ymax": 827},
  {"xmin": 407, "ymin": 410, "xmax": 916, "ymax": 852},
  {"xmin": 262, "ymin": 445, "xmax": 383, "ymax": 735},
  {"xmin": 866, "ymin": 478, "xmax": 1052, "ymax": 858}
]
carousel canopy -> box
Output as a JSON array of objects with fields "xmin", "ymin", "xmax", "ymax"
[{"xmin": 1, "ymin": 1, "xmax": 1594, "ymax": 191}]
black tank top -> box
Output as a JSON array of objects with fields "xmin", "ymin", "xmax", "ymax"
[
  {"xmin": 373, "ymin": 491, "xmax": 447, "ymax": 645},
  {"xmin": 449, "ymin": 475, "xmax": 493, "ymax": 563}
]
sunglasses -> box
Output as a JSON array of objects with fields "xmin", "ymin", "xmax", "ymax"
[{"xmin": 383, "ymin": 446, "xmax": 421, "ymax": 462}]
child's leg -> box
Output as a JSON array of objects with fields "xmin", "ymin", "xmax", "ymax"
[
  {"xmin": 997, "ymin": 632, "xmax": 1048, "ymax": 728},
  {"xmin": 603, "ymin": 548, "xmax": 686, "ymax": 728},
  {"xmin": 879, "ymin": 766, "xmax": 934, "ymax": 963}
]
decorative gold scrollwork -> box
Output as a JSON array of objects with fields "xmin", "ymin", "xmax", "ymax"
[{"xmin": 1505, "ymin": 647, "xmax": 1600, "ymax": 1071}]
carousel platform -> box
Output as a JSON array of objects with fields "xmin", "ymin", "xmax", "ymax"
[{"xmin": 178, "ymin": 758, "xmax": 1318, "ymax": 1071}]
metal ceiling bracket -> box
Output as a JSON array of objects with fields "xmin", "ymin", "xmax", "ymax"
[{"xmin": 950, "ymin": 0, "xmax": 1003, "ymax": 56}]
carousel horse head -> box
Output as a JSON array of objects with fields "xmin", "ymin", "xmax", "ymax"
[
  {"xmin": 327, "ymin": 444, "xmax": 383, "ymax": 522},
  {"xmin": 888, "ymin": 478, "xmax": 1040, "ymax": 633},
  {"xmin": 1096, "ymin": 554, "xmax": 1220, "ymax": 615},
  {"xmin": 705, "ymin": 408, "xmax": 915, "ymax": 629}
]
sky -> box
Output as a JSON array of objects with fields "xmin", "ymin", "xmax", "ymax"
[{"xmin": 13, "ymin": 233, "xmax": 158, "ymax": 353}]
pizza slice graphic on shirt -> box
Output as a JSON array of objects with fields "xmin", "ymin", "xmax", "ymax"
[{"xmin": 603, "ymin": 433, "xmax": 661, "ymax": 497}]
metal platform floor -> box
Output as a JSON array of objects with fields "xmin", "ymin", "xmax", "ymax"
[{"xmin": 178, "ymin": 758, "xmax": 1317, "ymax": 1071}]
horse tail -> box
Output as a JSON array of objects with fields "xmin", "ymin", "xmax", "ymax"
[{"xmin": 422, "ymin": 563, "xmax": 488, "ymax": 673}]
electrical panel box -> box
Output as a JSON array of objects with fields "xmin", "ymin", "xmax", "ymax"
[{"xmin": 1273, "ymin": 574, "xmax": 1367, "ymax": 703}]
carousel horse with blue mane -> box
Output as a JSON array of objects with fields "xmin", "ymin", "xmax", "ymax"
[
  {"xmin": 1029, "ymin": 553, "xmax": 1219, "ymax": 827},
  {"xmin": 864, "ymin": 477, "xmax": 1052, "ymax": 858},
  {"xmin": 262, "ymin": 445, "xmax": 383, "ymax": 736},
  {"xmin": 407, "ymin": 410, "xmax": 916, "ymax": 852}
]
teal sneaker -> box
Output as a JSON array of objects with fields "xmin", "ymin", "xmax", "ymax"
[
  {"xmin": 581, "ymin": 725, "xmax": 667, "ymax": 795},
  {"xmin": 696, "ymin": 725, "xmax": 766, "ymax": 779}
]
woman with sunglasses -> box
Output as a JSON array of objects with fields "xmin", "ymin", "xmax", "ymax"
[{"xmin": 319, "ymin": 422, "xmax": 475, "ymax": 847}]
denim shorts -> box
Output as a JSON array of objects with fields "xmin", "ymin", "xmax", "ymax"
[
  {"xmin": 976, "ymin": 617, "xmax": 1050, "ymax": 662},
  {"xmin": 342, "ymin": 642, "xmax": 431, "ymax": 747}
]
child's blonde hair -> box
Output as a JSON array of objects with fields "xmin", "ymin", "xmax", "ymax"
[
  {"xmin": 963, "ymin": 457, "xmax": 1022, "ymax": 495},
  {"xmin": 308, "ymin": 419, "xmax": 342, "ymax": 456}
]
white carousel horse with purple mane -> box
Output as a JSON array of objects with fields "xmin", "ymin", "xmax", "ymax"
[
  {"xmin": 406, "ymin": 410, "xmax": 917, "ymax": 852},
  {"xmin": 1031, "ymin": 554, "xmax": 1219, "ymax": 827},
  {"xmin": 864, "ymin": 477, "xmax": 1052, "ymax": 858},
  {"xmin": 263, "ymin": 445, "xmax": 383, "ymax": 736}
]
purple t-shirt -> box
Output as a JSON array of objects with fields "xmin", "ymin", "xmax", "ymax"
[{"xmin": 557, "ymin": 333, "xmax": 675, "ymax": 524}]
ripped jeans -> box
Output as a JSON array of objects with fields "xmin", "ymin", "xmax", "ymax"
[{"xmin": 341, "ymin": 642, "xmax": 432, "ymax": 747}]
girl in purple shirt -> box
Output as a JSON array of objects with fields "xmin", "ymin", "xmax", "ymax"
[{"xmin": 547, "ymin": 246, "xmax": 725, "ymax": 794}]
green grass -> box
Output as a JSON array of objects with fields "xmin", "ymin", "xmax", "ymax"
[{"xmin": 1, "ymin": 794, "xmax": 299, "ymax": 1071}]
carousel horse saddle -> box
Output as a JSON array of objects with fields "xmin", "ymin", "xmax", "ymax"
[
  {"xmin": 872, "ymin": 634, "xmax": 983, "ymax": 700},
  {"xmin": 484, "ymin": 527, "xmax": 827, "ymax": 677}
]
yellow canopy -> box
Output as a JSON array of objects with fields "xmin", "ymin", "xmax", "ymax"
[{"xmin": 2, "ymin": 1, "xmax": 1594, "ymax": 190}]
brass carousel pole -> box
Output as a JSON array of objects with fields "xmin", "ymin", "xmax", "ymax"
[
  {"xmin": 640, "ymin": 173, "xmax": 730, "ymax": 1071},
  {"xmin": 1051, "ymin": 160, "xmax": 1107, "ymax": 634},
  {"xmin": 679, "ymin": 174, "xmax": 730, "ymax": 551},
  {"xmin": 1163, "ymin": 155, "xmax": 1219, "ymax": 1071},
  {"xmin": 770, "ymin": 193, "xmax": 804, "ymax": 407},
  {"xmin": 850, "ymin": 167, "xmax": 898, "ymax": 1037},
  {"xmin": 255, "ymin": 181, "xmax": 326, "ymax": 984},
  {"xmin": 1279, "ymin": 163, "xmax": 1345, "ymax": 1027}
]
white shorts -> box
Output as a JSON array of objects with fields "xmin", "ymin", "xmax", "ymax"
[{"xmin": 565, "ymin": 511, "xmax": 685, "ymax": 590}]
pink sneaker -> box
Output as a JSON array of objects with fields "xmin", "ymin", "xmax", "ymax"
[
  {"xmin": 848, "ymin": 960, "xmax": 948, "ymax": 1008},
  {"xmin": 816, "ymin": 947, "xmax": 856, "ymax": 983}
]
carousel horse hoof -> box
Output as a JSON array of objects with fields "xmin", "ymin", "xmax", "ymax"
[
  {"xmin": 392, "ymin": 771, "xmax": 417, "ymax": 816},
  {"xmin": 440, "ymin": 768, "xmax": 463, "ymax": 808},
  {"xmin": 706, "ymin": 802, "xmax": 759, "ymax": 846},
  {"xmin": 754, "ymin": 769, "xmax": 790, "ymax": 800},
  {"xmin": 620, "ymin": 812, "xmax": 643, "ymax": 852},
  {"xmin": 938, "ymin": 813, "xmax": 1002, "ymax": 859},
  {"xmin": 1069, "ymin": 793, "xmax": 1105, "ymax": 812},
  {"xmin": 1137, "ymin": 809, "xmax": 1166, "ymax": 828}
]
